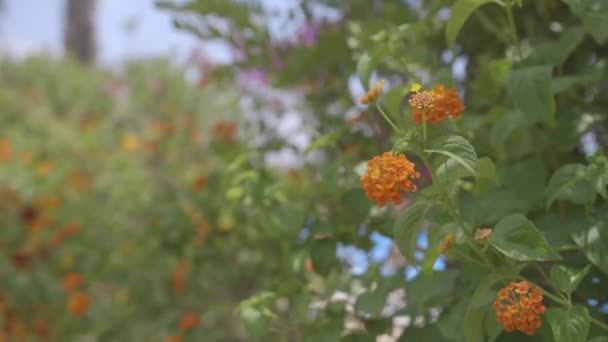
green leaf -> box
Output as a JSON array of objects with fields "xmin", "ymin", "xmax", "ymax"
[
  {"xmin": 546, "ymin": 306, "xmax": 590, "ymax": 342},
  {"xmin": 341, "ymin": 189, "xmax": 371, "ymax": 223},
  {"xmin": 426, "ymin": 135, "xmax": 478, "ymax": 177},
  {"xmin": 394, "ymin": 201, "xmax": 433, "ymax": 264},
  {"xmin": 446, "ymin": 0, "xmax": 498, "ymax": 47},
  {"xmin": 464, "ymin": 307, "xmax": 484, "ymax": 342},
  {"xmin": 310, "ymin": 237, "xmax": 337, "ymax": 276},
  {"xmin": 586, "ymin": 156, "xmax": 608, "ymax": 198},
  {"xmin": 545, "ymin": 164, "xmax": 596, "ymax": 209},
  {"xmin": 527, "ymin": 26, "xmax": 586, "ymax": 66},
  {"xmin": 489, "ymin": 214, "xmax": 562, "ymax": 261},
  {"xmin": 563, "ymin": 0, "xmax": 608, "ymax": 44},
  {"xmin": 572, "ymin": 223, "xmax": 608, "ymax": 274},
  {"xmin": 462, "ymin": 274, "xmax": 508, "ymax": 342},
  {"xmin": 549, "ymin": 265, "xmax": 591, "ymax": 296},
  {"xmin": 305, "ymin": 129, "xmax": 344, "ymax": 154},
  {"xmin": 507, "ymin": 66, "xmax": 555, "ymax": 125},
  {"xmin": 355, "ymin": 289, "xmax": 388, "ymax": 318},
  {"xmin": 384, "ymin": 86, "xmax": 407, "ymax": 121},
  {"xmin": 552, "ymin": 74, "xmax": 598, "ymax": 94},
  {"xmin": 437, "ymin": 299, "xmax": 468, "ymax": 341},
  {"xmin": 423, "ymin": 223, "xmax": 458, "ymax": 276},
  {"xmin": 587, "ymin": 337, "xmax": 608, "ymax": 342},
  {"xmin": 357, "ymin": 53, "xmax": 373, "ymax": 86},
  {"xmin": 477, "ymin": 157, "xmax": 498, "ymax": 182}
]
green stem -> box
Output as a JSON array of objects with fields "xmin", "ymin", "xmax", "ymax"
[
  {"xmin": 452, "ymin": 248, "xmax": 492, "ymax": 270},
  {"xmin": 534, "ymin": 263, "xmax": 569, "ymax": 303},
  {"xmin": 375, "ymin": 103, "xmax": 401, "ymax": 134},
  {"xmin": 591, "ymin": 317, "xmax": 608, "ymax": 331},
  {"xmin": 418, "ymin": 154, "xmax": 493, "ymax": 268},
  {"xmin": 505, "ymin": 0, "xmax": 522, "ymax": 61},
  {"xmin": 474, "ymin": 11, "xmax": 510, "ymax": 45},
  {"xmin": 422, "ymin": 109, "xmax": 428, "ymax": 148}
]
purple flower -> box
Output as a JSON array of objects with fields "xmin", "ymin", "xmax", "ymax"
[
  {"xmin": 238, "ymin": 68, "xmax": 269, "ymax": 87},
  {"xmin": 297, "ymin": 21, "xmax": 321, "ymax": 46}
]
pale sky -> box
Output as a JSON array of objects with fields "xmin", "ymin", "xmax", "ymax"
[{"xmin": 0, "ymin": 0, "xmax": 231, "ymax": 66}]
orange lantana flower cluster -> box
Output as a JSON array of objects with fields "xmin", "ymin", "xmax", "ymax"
[
  {"xmin": 67, "ymin": 292, "xmax": 91, "ymax": 317},
  {"xmin": 408, "ymin": 83, "xmax": 464, "ymax": 124},
  {"xmin": 360, "ymin": 152, "xmax": 420, "ymax": 207},
  {"xmin": 359, "ymin": 80, "xmax": 385, "ymax": 105},
  {"xmin": 61, "ymin": 272, "xmax": 83, "ymax": 293},
  {"xmin": 179, "ymin": 312, "xmax": 201, "ymax": 332},
  {"xmin": 213, "ymin": 121, "xmax": 238, "ymax": 143},
  {"xmin": 493, "ymin": 281, "xmax": 546, "ymax": 336}
]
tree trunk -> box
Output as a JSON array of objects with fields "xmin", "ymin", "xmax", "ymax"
[{"xmin": 64, "ymin": 0, "xmax": 97, "ymax": 64}]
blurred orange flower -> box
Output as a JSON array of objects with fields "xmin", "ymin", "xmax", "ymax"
[
  {"xmin": 212, "ymin": 121, "xmax": 237, "ymax": 143},
  {"xmin": 36, "ymin": 160, "xmax": 54, "ymax": 175},
  {"xmin": 62, "ymin": 222, "xmax": 81, "ymax": 236},
  {"xmin": 493, "ymin": 281, "xmax": 545, "ymax": 336},
  {"xmin": 33, "ymin": 195, "xmax": 61, "ymax": 210},
  {"xmin": 121, "ymin": 134, "xmax": 140, "ymax": 152},
  {"xmin": 32, "ymin": 319, "xmax": 49, "ymax": 338},
  {"xmin": 409, "ymin": 83, "xmax": 464, "ymax": 124},
  {"xmin": 67, "ymin": 292, "xmax": 91, "ymax": 317},
  {"xmin": 11, "ymin": 251, "xmax": 32, "ymax": 269},
  {"xmin": 304, "ymin": 256, "xmax": 315, "ymax": 273},
  {"xmin": 439, "ymin": 233, "xmax": 456, "ymax": 253},
  {"xmin": 68, "ymin": 170, "xmax": 93, "ymax": 192},
  {"xmin": 27, "ymin": 216, "xmax": 53, "ymax": 234},
  {"xmin": 163, "ymin": 335, "xmax": 182, "ymax": 342},
  {"xmin": 179, "ymin": 312, "xmax": 201, "ymax": 332},
  {"xmin": 0, "ymin": 140, "xmax": 12, "ymax": 162},
  {"xmin": 172, "ymin": 260, "xmax": 191, "ymax": 296},
  {"xmin": 19, "ymin": 151, "xmax": 32, "ymax": 166},
  {"xmin": 151, "ymin": 120, "xmax": 175, "ymax": 136},
  {"xmin": 360, "ymin": 152, "xmax": 420, "ymax": 207},
  {"xmin": 192, "ymin": 175, "xmax": 208, "ymax": 191},
  {"xmin": 62, "ymin": 272, "xmax": 83, "ymax": 293},
  {"xmin": 359, "ymin": 80, "xmax": 385, "ymax": 105}
]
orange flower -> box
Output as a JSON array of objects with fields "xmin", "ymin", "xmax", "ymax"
[
  {"xmin": 304, "ymin": 256, "xmax": 315, "ymax": 273},
  {"xmin": 359, "ymin": 80, "xmax": 385, "ymax": 105},
  {"xmin": 163, "ymin": 335, "xmax": 182, "ymax": 342},
  {"xmin": 150, "ymin": 120, "xmax": 175, "ymax": 136},
  {"xmin": 67, "ymin": 292, "xmax": 91, "ymax": 317},
  {"xmin": 360, "ymin": 152, "xmax": 420, "ymax": 207},
  {"xmin": 121, "ymin": 134, "xmax": 140, "ymax": 152},
  {"xmin": 32, "ymin": 319, "xmax": 49, "ymax": 338},
  {"xmin": 33, "ymin": 195, "xmax": 61, "ymax": 210},
  {"xmin": 68, "ymin": 170, "xmax": 93, "ymax": 192},
  {"xmin": 62, "ymin": 273, "xmax": 83, "ymax": 293},
  {"xmin": 192, "ymin": 175, "xmax": 208, "ymax": 191},
  {"xmin": 0, "ymin": 140, "xmax": 12, "ymax": 162},
  {"xmin": 212, "ymin": 121, "xmax": 238, "ymax": 143},
  {"xmin": 19, "ymin": 151, "xmax": 32, "ymax": 166},
  {"xmin": 179, "ymin": 312, "xmax": 201, "ymax": 332},
  {"xmin": 474, "ymin": 228, "xmax": 492, "ymax": 241},
  {"xmin": 494, "ymin": 281, "xmax": 545, "ymax": 336},
  {"xmin": 408, "ymin": 83, "xmax": 464, "ymax": 124},
  {"xmin": 36, "ymin": 160, "xmax": 54, "ymax": 176},
  {"xmin": 61, "ymin": 222, "xmax": 81, "ymax": 236},
  {"xmin": 439, "ymin": 233, "xmax": 456, "ymax": 253},
  {"xmin": 27, "ymin": 216, "xmax": 53, "ymax": 234},
  {"xmin": 172, "ymin": 260, "xmax": 190, "ymax": 296},
  {"xmin": 11, "ymin": 251, "xmax": 32, "ymax": 269}
]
